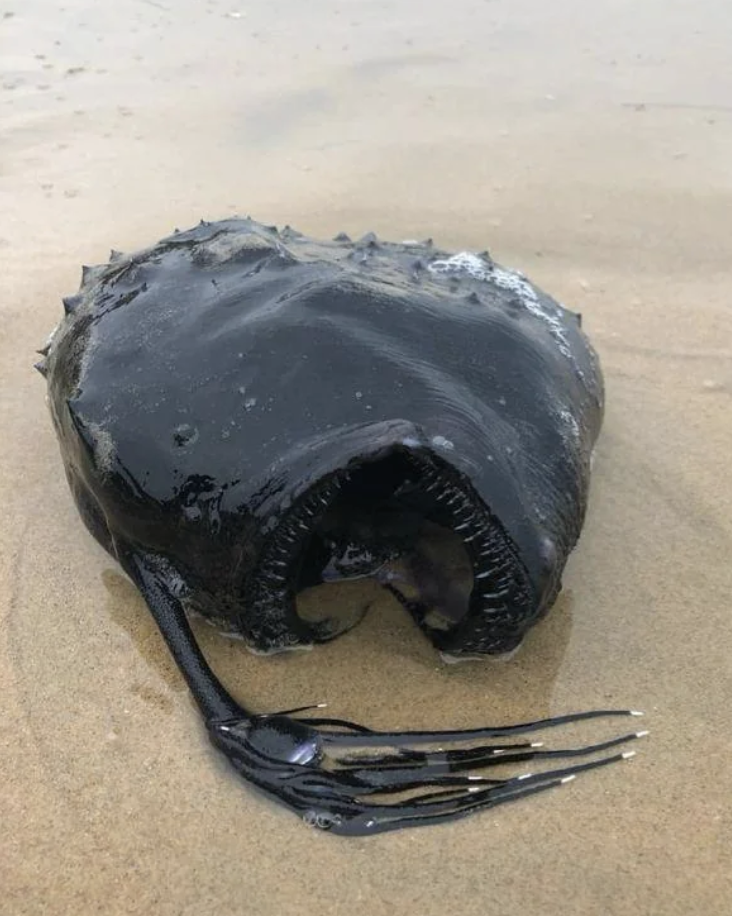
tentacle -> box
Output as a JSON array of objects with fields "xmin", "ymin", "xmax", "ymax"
[
  {"xmin": 316, "ymin": 708, "xmax": 644, "ymax": 748},
  {"xmin": 118, "ymin": 550, "xmax": 647, "ymax": 837},
  {"xmin": 331, "ymin": 732, "xmax": 646, "ymax": 781},
  {"xmin": 208, "ymin": 710, "xmax": 643, "ymax": 836}
]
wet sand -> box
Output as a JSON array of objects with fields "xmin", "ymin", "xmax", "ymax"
[{"xmin": 2, "ymin": 1, "xmax": 731, "ymax": 913}]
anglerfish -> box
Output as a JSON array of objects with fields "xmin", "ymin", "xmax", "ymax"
[{"xmin": 36, "ymin": 218, "xmax": 644, "ymax": 835}]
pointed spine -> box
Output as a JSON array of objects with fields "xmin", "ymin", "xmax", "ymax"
[
  {"xmin": 358, "ymin": 231, "xmax": 379, "ymax": 248},
  {"xmin": 81, "ymin": 264, "xmax": 106, "ymax": 289},
  {"xmin": 34, "ymin": 360, "xmax": 48, "ymax": 378},
  {"xmin": 63, "ymin": 294, "xmax": 82, "ymax": 315}
]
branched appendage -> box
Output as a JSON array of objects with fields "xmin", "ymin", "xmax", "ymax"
[
  {"xmin": 121, "ymin": 548, "xmax": 647, "ymax": 837},
  {"xmin": 206, "ymin": 707, "xmax": 647, "ymax": 836}
]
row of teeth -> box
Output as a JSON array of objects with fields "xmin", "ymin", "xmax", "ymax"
[
  {"xmin": 254, "ymin": 475, "xmax": 348, "ymax": 594},
  {"xmin": 413, "ymin": 459, "xmax": 520, "ymax": 627},
  {"xmin": 243, "ymin": 475, "xmax": 351, "ymax": 647},
  {"xmin": 251, "ymin": 455, "xmax": 524, "ymax": 643}
]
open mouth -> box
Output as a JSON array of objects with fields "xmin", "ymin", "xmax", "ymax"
[{"xmin": 243, "ymin": 446, "xmax": 535, "ymax": 657}]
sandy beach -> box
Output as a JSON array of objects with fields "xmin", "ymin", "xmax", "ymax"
[{"xmin": 2, "ymin": 1, "xmax": 731, "ymax": 913}]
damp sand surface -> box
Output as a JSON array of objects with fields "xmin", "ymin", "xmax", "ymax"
[{"xmin": 1, "ymin": 2, "xmax": 731, "ymax": 914}]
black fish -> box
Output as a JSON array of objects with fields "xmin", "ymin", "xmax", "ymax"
[{"xmin": 38, "ymin": 218, "xmax": 644, "ymax": 835}]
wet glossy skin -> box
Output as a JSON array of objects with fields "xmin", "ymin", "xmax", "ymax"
[
  {"xmin": 36, "ymin": 218, "xmax": 642, "ymax": 835},
  {"xmin": 42, "ymin": 219, "xmax": 602, "ymax": 644}
]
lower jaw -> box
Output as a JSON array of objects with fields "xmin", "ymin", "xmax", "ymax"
[{"xmin": 240, "ymin": 446, "xmax": 537, "ymax": 657}]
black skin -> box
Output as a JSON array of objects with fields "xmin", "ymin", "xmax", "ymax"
[{"xmin": 37, "ymin": 219, "xmax": 643, "ymax": 835}]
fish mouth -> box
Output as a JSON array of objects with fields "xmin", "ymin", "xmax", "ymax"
[{"xmin": 242, "ymin": 443, "xmax": 536, "ymax": 658}]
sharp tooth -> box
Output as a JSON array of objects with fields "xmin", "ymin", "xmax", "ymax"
[
  {"xmin": 454, "ymin": 507, "xmax": 475, "ymax": 522},
  {"xmin": 475, "ymin": 571, "xmax": 493, "ymax": 580},
  {"xmin": 478, "ymin": 591, "xmax": 505, "ymax": 606}
]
